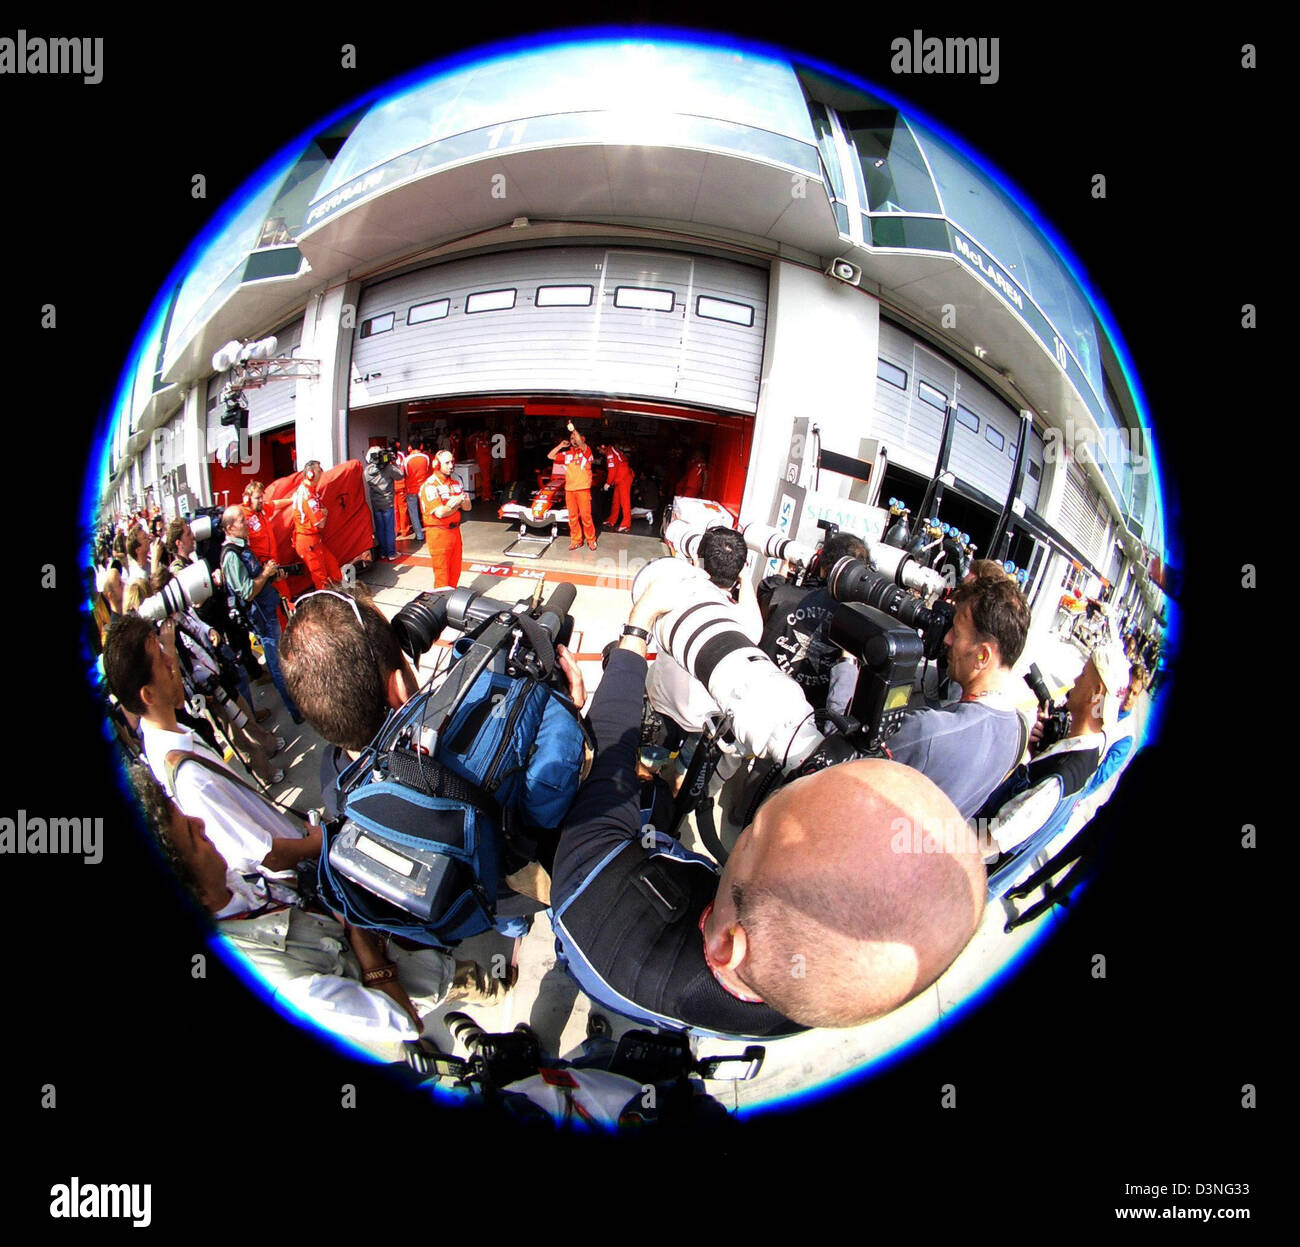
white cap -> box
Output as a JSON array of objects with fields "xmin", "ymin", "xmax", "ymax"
[{"xmin": 1088, "ymin": 638, "xmax": 1130, "ymax": 727}]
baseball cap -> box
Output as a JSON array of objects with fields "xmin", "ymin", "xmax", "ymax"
[{"xmin": 1088, "ymin": 638, "xmax": 1130, "ymax": 727}]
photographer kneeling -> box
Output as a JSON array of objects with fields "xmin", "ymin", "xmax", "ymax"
[{"xmin": 549, "ymin": 575, "xmax": 988, "ymax": 1039}]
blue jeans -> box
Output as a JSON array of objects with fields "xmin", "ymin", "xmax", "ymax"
[
  {"xmin": 375, "ymin": 506, "xmax": 396, "ymax": 558},
  {"xmin": 406, "ymin": 492, "xmax": 425, "ymax": 542},
  {"xmin": 252, "ymin": 600, "xmax": 302, "ymax": 722}
]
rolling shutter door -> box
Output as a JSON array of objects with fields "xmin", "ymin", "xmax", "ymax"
[
  {"xmin": 677, "ymin": 256, "xmax": 767, "ymax": 410},
  {"xmin": 1059, "ymin": 461, "xmax": 1109, "ymax": 566},
  {"xmin": 351, "ymin": 247, "xmax": 768, "ymax": 414},
  {"xmin": 908, "ymin": 346, "xmax": 953, "ymax": 472},
  {"xmin": 874, "ymin": 321, "xmax": 915, "ymax": 467},
  {"xmin": 1018, "ymin": 426, "xmax": 1045, "ymax": 510},
  {"xmin": 951, "ymin": 374, "xmax": 1017, "ymax": 503},
  {"xmin": 247, "ymin": 319, "xmax": 302, "ymax": 436}
]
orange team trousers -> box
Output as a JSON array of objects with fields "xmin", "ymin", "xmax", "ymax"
[
  {"xmin": 568, "ymin": 489, "xmax": 596, "ymax": 544},
  {"xmin": 605, "ymin": 476, "xmax": 634, "ymax": 530},
  {"xmin": 427, "ymin": 524, "xmax": 463, "ymax": 589},
  {"xmin": 394, "ymin": 481, "xmax": 411, "ymax": 537},
  {"xmin": 294, "ymin": 531, "xmax": 343, "ymax": 589}
]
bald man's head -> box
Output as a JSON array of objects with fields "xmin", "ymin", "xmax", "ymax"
[
  {"xmin": 221, "ymin": 505, "xmax": 246, "ymax": 537},
  {"xmin": 711, "ymin": 759, "xmax": 985, "ymax": 1029}
]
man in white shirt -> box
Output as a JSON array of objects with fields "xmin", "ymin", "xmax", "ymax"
[
  {"xmin": 103, "ymin": 613, "xmax": 318, "ymax": 878},
  {"xmin": 983, "ymin": 639, "xmax": 1130, "ymax": 860},
  {"xmin": 126, "ymin": 762, "xmax": 507, "ymax": 1047}
]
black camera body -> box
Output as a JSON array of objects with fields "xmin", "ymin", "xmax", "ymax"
[
  {"xmin": 1024, "ymin": 662, "xmax": 1070, "ymax": 750},
  {"xmin": 827, "ymin": 602, "xmax": 925, "ymax": 750},
  {"xmin": 827, "ymin": 556, "xmax": 954, "ymax": 662}
]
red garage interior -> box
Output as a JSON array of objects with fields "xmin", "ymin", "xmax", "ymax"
[
  {"xmin": 399, "ymin": 395, "xmax": 752, "ymax": 517},
  {"xmin": 207, "ymin": 425, "xmax": 298, "ymax": 507}
]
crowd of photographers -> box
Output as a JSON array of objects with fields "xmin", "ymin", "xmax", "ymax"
[{"xmin": 87, "ymin": 493, "xmax": 1155, "ymax": 1123}]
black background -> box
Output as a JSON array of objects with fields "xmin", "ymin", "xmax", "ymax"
[{"xmin": 8, "ymin": 6, "xmax": 1268, "ymax": 1227}]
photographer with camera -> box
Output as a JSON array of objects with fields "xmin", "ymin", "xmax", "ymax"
[
  {"xmin": 548, "ymin": 573, "xmax": 987, "ymax": 1039},
  {"xmin": 884, "ymin": 572, "xmax": 1031, "ymax": 820},
  {"xmin": 279, "ymin": 583, "xmax": 586, "ymax": 875},
  {"xmin": 646, "ymin": 526, "xmax": 759, "ymax": 762},
  {"xmin": 126, "ymin": 762, "xmax": 504, "ymax": 1042},
  {"xmin": 104, "ymin": 613, "xmax": 318, "ymax": 879},
  {"xmin": 363, "ymin": 444, "xmax": 405, "ymax": 562},
  {"xmin": 979, "ymin": 638, "xmax": 1129, "ymax": 861},
  {"xmin": 757, "ymin": 529, "xmax": 869, "ymax": 713},
  {"xmin": 220, "ymin": 506, "xmax": 304, "ymax": 726}
]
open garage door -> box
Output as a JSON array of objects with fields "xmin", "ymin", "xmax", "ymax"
[{"xmin": 398, "ymin": 394, "xmax": 752, "ymax": 520}]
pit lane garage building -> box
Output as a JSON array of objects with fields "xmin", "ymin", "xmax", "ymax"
[{"xmin": 100, "ymin": 38, "xmax": 1168, "ymax": 647}]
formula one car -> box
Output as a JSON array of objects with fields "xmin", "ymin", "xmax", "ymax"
[{"xmin": 498, "ymin": 463, "xmax": 654, "ymax": 556}]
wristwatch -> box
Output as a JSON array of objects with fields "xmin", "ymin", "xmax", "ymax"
[{"xmin": 621, "ymin": 624, "xmax": 651, "ymax": 642}]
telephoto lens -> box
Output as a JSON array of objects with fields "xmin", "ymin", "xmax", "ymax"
[
  {"xmin": 740, "ymin": 522, "xmax": 818, "ymax": 569},
  {"xmin": 662, "ymin": 517, "xmax": 706, "ymax": 562},
  {"xmin": 138, "ymin": 560, "xmax": 213, "ymax": 622},
  {"xmin": 827, "ymin": 556, "xmax": 952, "ymax": 660},
  {"xmin": 630, "ymin": 557, "xmax": 824, "ymax": 768}
]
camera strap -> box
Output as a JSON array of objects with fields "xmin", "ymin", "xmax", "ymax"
[{"xmin": 163, "ymin": 748, "xmax": 313, "ymax": 821}]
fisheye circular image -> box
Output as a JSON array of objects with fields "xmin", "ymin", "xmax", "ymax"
[{"xmin": 85, "ymin": 32, "xmax": 1172, "ymax": 1129}]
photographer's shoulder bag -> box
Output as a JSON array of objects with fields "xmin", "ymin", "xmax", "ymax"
[{"xmin": 320, "ymin": 664, "xmax": 591, "ymax": 949}]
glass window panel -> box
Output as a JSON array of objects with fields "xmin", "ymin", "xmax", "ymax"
[
  {"xmin": 985, "ymin": 424, "xmax": 1005, "ymax": 450},
  {"xmin": 408, "ymin": 299, "xmax": 451, "ymax": 324},
  {"xmin": 877, "ymin": 359, "xmax": 907, "ymax": 390},
  {"xmin": 360, "ymin": 312, "xmax": 394, "ymax": 337},
  {"xmin": 465, "ymin": 289, "xmax": 517, "ymax": 313},
  {"xmin": 844, "ymin": 110, "xmax": 941, "ymax": 214},
  {"xmin": 696, "ymin": 295, "xmax": 754, "ymax": 326},
  {"xmin": 316, "ymin": 43, "xmax": 817, "ymax": 199},
  {"xmin": 536, "ymin": 285, "xmax": 593, "ymax": 307},
  {"xmin": 955, "ymin": 404, "xmax": 979, "ymax": 432},
  {"xmin": 866, "ymin": 214, "xmax": 950, "ymax": 251},
  {"xmin": 918, "ymin": 381, "xmax": 948, "ymax": 412},
  {"xmin": 614, "ymin": 286, "xmax": 674, "ymax": 312}
]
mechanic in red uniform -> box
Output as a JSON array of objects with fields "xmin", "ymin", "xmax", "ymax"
[
  {"xmin": 548, "ymin": 424, "xmax": 597, "ymax": 550},
  {"xmin": 420, "ymin": 450, "xmax": 471, "ymax": 589},
  {"xmin": 242, "ymin": 481, "xmax": 289, "ymax": 610},
  {"xmin": 290, "ymin": 460, "xmax": 343, "ymax": 589},
  {"xmin": 598, "ymin": 442, "xmax": 635, "ymax": 533},
  {"xmin": 403, "ymin": 442, "xmax": 431, "ymax": 543},
  {"xmin": 676, "ymin": 449, "xmax": 708, "ymax": 499}
]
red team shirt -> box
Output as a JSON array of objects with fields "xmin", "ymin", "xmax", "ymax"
[
  {"xmin": 242, "ymin": 505, "xmax": 276, "ymax": 564},
  {"xmin": 558, "ymin": 445, "xmax": 593, "ymax": 491},
  {"xmin": 291, "ymin": 480, "xmax": 327, "ymax": 536}
]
